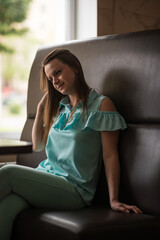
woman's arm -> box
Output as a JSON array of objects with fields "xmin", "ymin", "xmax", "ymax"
[
  {"xmin": 32, "ymin": 92, "xmax": 48, "ymax": 152},
  {"xmin": 100, "ymin": 98, "xmax": 142, "ymax": 214}
]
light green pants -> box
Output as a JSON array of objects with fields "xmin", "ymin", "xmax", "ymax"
[{"xmin": 0, "ymin": 164, "xmax": 86, "ymax": 240}]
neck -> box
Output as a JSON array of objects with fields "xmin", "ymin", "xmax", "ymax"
[{"xmin": 69, "ymin": 94, "xmax": 79, "ymax": 108}]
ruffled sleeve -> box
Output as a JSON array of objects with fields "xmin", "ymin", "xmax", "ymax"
[
  {"xmin": 79, "ymin": 111, "xmax": 127, "ymax": 131},
  {"xmin": 53, "ymin": 110, "xmax": 127, "ymax": 132}
]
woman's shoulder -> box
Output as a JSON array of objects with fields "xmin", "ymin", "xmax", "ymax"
[
  {"xmin": 85, "ymin": 90, "xmax": 127, "ymax": 131},
  {"xmin": 88, "ymin": 89, "xmax": 117, "ymax": 112},
  {"xmin": 99, "ymin": 97, "xmax": 117, "ymax": 112}
]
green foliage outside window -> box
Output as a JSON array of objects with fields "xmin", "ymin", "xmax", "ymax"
[{"xmin": 0, "ymin": 0, "xmax": 32, "ymax": 53}]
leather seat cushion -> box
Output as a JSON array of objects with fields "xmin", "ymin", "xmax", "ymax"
[{"xmin": 12, "ymin": 207, "xmax": 160, "ymax": 240}]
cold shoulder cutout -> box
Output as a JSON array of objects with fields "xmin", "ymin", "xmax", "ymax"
[
  {"xmin": 53, "ymin": 89, "xmax": 127, "ymax": 132},
  {"xmin": 100, "ymin": 97, "xmax": 117, "ymax": 112}
]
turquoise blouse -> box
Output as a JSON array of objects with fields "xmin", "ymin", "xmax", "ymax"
[{"xmin": 37, "ymin": 89, "xmax": 127, "ymax": 205}]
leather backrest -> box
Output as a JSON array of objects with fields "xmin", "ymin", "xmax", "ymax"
[{"xmin": 17, "ymin": 29, "xmax": 160, "ymax": 216}]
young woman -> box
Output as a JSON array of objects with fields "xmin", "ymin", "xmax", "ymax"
[{"xmin": 0, "ymin": 49, "xmax": 142, "ymax": 240}]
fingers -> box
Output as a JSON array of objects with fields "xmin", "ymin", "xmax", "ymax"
[
  {"xmin": 120, "ymin": 204, "xmax": 143, "ymax": 214},
  {"xmin": 41, "ymin": 92, "xmax": 48, "ymax": 101},
  {"xmin": 130, "ymin": 205, "xmax": 142, "ymax": 214},
  {"xmin": 111, "ymin": 201, "xmax": 143, "ymax": 214},
  {"xmin": 38, "ymin": 92, "xmax": 48, "ymax": 111},
  {"xmin": 115, "ymin": 204, "xmax": 130, "ymax": 214}
]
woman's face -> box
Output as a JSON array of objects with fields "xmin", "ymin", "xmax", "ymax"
[{"xmin": 44, "ymin": 59, "xmax": 76, "ymax": 96}]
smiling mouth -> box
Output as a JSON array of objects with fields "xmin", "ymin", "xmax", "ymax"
[{"xmin": 56, "ymin": 83, "xmax": 64, "ymax": 90}]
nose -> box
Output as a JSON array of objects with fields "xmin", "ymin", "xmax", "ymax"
[{"xmin": 51, "ymin": 76, "xmax": 59, "ymax": 84}]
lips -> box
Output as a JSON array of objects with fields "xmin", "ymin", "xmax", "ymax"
[{"xmin": 56, "ymin": 83, "xmax": 65, "ymax": 90}]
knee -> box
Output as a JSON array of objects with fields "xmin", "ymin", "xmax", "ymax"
[
  {"xmin": 0, "ymin": 164, "xmax": 18, "ymax": 176},
  {"xmin": 1, "ymin": 193, "xmax": 29, "ymax": 214}
]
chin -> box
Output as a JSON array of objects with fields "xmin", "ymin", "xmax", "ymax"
[{"xmin": 58, "ymin": 88, "xmax": 67, "ymax": 95}]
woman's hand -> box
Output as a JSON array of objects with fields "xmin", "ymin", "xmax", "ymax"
[
  {"xmin": 110, "ymin": 200, "xmax": 143, "ymax": 214},
  {"xmin": 37, "ymin": 92, "xmax": 48, "ymax": 112},
  {"xmin": 32, "ymin": 92, "xmax": 48, "ymax": 152}
]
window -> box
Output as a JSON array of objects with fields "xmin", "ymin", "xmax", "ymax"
[
  {"xmin": 0, "ymin": 0, "xmax": 66, "ymax": 139},
  {"xmin": 0, "ymin": 0, "xmax": 97, "ymax": 140}
]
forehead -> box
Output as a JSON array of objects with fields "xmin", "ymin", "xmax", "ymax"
[{"xmin": 44, "ymin": 59, "xmax": 65, "ymax": 75}]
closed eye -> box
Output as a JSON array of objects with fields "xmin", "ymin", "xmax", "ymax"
[
  {"xmin": 47, "ymin": 70, "xmax": 62, "ymax": 82},
  {"xmin": 54, "ymin": 70, "xmax": 62, "ymax": 77}
]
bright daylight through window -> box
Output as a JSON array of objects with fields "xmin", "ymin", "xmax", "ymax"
[{"xmin": 0, "ymin": 0, "xmax": 66, "ymax": 139}]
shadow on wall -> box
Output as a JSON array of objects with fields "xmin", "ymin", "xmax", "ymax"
[{"xmin": 99, "ymin": 69, "xmax": 139, "ymax": 122}]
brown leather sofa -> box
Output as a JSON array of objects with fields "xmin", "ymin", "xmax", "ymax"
[{"xmin": 12, "ymin": 29, "xmax": 160, "ymax": 239}]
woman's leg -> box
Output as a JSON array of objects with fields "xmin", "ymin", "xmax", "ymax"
[
  {"xmin": 0, "ymin": 193, "xmax": 29, "ymax": 240},
  {"xmin": 0, "ymin": 164, "xmax": 85, "ymax": 209},
  {"xmin": 0, "ymin": 164, "xmax": 86, "ymax": 240}
]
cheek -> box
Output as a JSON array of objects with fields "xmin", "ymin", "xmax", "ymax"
[
  {"xmin": 65, "ymin": 71, "xmax": 76, "ymax": 84},
  {"xmin": 71, "ymin": 75, "xmax": 76, "ymax": 84},
  {"xmin": 70, "ymin": 71, "xmax": 76, "ymax": 83}
]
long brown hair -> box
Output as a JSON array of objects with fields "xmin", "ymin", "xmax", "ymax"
[{"xmin": 40, "ymin": 48, "xmax": 90, "ymax": 138}]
